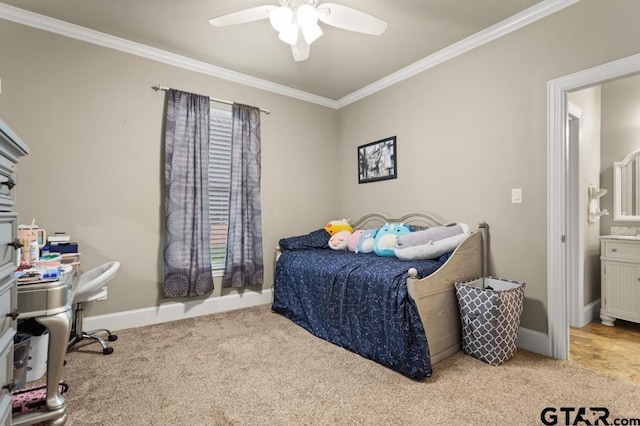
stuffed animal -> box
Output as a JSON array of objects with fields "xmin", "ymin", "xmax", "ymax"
[
  {"xmin": 347, "ymin": 229, "xmax": 364, "ymax": 252},
  {"xmin": 356, "ymin": 229, "xmax": 378, "ymax": 253},
  {"xmin": 395, "ymin": 224, "xmax": 470, "ymax": 260},
  {"xmin": 373, "ymin": 223, "xmax": 411, "ymax": 257},
  {"xmin": 324, "ymin": 218, "xmax": 353, "ymax": 236},
  {"xmin": 395, "ymin": 224, "xmax": 468, "ymax": 249},
  {"xmin": 328, "ymin": 230, "xmax": 352, "ymax": 250}
]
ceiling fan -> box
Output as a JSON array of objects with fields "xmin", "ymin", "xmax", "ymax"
[{"xmin": 209, "ymin": 0, "xmax": 387, "ymax": 62}]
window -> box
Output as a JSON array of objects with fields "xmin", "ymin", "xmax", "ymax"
[{"xmin": 208, "ymin": 105, "xmax": 232, "ymax": 276}]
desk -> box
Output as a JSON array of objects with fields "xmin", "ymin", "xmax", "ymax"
[{"xmin": 13, "ymin": 268, "xmax": 78, "ymax": 426}]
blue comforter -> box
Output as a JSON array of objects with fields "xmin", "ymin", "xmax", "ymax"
[{"xmin": 272, "ymin": 249, "xmax": 447, "ymax": 380}]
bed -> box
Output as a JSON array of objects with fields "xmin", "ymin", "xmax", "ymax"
[{"xmin": 271, "ymin": 212, "xmax": 487, "ymax": 380}]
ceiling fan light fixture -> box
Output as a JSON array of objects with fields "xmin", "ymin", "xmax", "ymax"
[
  {"xmin": 269, "ymin": 6, "xmax": 293, "ymax": 32},
  {"xmin": 302, "ymin": 23, "xmax": 323, "ymax": 44},
  {"xmin": 296, "ymin": 4, "xmax": 318, "ymax": 28},
  {"xmin": 278, "ymin": 23, "xmax": 299, "ymax": 45},
  {"xmin": 209, "ymin": 1, "xmax": 388, "ymax": 61}
]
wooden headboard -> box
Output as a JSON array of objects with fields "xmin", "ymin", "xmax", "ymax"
[{"xmin": 350, "ymin": 212, "xmax": 448, "ymax": 230}]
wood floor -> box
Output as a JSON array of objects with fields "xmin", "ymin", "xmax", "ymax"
[{"xmin": 570, "ymin": 319, "xmax": 640, "ymax": 384}]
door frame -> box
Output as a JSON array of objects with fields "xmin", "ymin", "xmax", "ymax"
[
  {"xmin": 547, "ymin": 53, "xmax": 640, "ymax": 359},
  {"xmin": 566, "ymin": 102, "xmax": 584, "ymax": 328}
]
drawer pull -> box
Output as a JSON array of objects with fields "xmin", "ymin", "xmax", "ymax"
[
  {"xmin": 2, "ymin": 380, "xmax": 15, "ymax": 392},
  {"xmin": 611, "ymin": 248, "xmax": 617, "ymax": 252},
  {"xmin": 1, "ymin": 177, "xmax": 15, "ymax": 190},
  {"xmin": 6, "ymin": 310, "xmax": 20, "ymax": 320},
  {"xmin": 7, "ymin": 239, "xmax": 23, "ymax": 250}
]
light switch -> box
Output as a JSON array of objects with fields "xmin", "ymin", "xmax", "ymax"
[{"xmin": 512, "ymin": 188, "xmax": 522, "ymax": 204}]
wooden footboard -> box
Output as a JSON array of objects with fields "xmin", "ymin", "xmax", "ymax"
[{"xmin": 406, "ymin": 226, "xmax": 487, "ymax": 363}]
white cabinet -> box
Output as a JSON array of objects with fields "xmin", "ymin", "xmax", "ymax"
[
  {"xmin": 0, "ymin": 119, "xmax": 28, "ymax": 425},
  {"xmin": 600, "ymin": 237, "xmax": 640, "ymax": 326}
]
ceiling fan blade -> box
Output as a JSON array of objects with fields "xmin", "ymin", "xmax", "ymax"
[
  {"xmin": 291, "ymin": 40, "xmax": 310, "ymax": 62},
  {"xmin": 209, "ymin": 5, "xmax": 276, "ymax": 27},
  {"xmin": 316, "ymin": 3, "xmax": 387, "ymax": 35}
]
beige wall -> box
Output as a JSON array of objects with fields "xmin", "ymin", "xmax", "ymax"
[
  {"xmin": 336, "ymin": 0, "xmax": 640, "ymax": 332},
  {"xmin": 3, "ymin": 0, "xmax": 640, "ymax": 334},
  {"xmin": 568, "ymin": 86, "xmax": 601, "ymax": 307},
  {"xmin": 0, "ymin": 20, "xmax": 338, "ymax": 316}
]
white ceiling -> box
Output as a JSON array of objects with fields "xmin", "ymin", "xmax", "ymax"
[{"xmin": 1, "ymin": 0, "xmax": 553, "ymax": 101}]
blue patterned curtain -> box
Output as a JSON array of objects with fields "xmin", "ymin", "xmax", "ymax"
[
  {"xmin": 163, "ymin": 89, "xmax": 214, "ymax": 297},
  {"xmin": 222, "ymin": 104, "xmax": 263, "ymax": 288}
]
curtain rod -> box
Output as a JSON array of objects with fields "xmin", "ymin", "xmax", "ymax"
[{"xmin": 152, "ymin": 84, "xmax": 270, "ymax": 115}]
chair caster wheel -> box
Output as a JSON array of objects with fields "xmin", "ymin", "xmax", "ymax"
[
  {"xmin": 103, "ymin": 347, "xmax": 114, "ymax": 355},
  {"xmin": 108, "ymin": 334, "xmax": 118, "ymax": 342}
]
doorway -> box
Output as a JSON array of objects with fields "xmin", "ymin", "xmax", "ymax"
[
  {"xmin": 565, "ymin": 75, "xmax": 640, "ymax": 383},
  {"xmin": 548, "ymin": 52, "xmax": 640, "ymax": 360}
]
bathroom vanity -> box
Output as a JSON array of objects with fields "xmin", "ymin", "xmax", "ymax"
[{"xmin": 600, "ymin": 235, "xmax": 640, "ymax": 326}]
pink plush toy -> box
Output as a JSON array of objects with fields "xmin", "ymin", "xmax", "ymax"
[
  {"xmin": 329, "ymin": 230, "xmax": 352, "ymax": 250},
  {"xmin": 347, "ymin": 229, "xmax": 364, "ymax": 252}
]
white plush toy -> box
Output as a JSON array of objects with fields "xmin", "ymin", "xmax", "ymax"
[
  {"xmin": 328, "ymin": 230, "xmax": 352, "ymax": 250},
  {"xmin": 394, "ymin": 223, "xmax": 470, "ymax": 260}
]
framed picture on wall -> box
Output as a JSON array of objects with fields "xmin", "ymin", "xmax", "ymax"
[{"xmin": 358, "ymin": 136, "xmax": 397, "ymax": 184}]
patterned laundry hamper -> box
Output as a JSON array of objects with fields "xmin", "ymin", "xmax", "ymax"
[{"xmin": 454, "ymin": 277, "xmax": 525, "ymax": 366}]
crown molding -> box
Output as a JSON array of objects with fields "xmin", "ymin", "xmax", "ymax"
[
  {"xmin": 0, "ymin": 2, "xmax": 339, "ymax": 109},
  {"xmin": 336, "ymin": 0, "xmax": 581, "ymax": 108},
  {"xmin": 0, "ymin": 0, "xmax": 579, "ymax": 110}
]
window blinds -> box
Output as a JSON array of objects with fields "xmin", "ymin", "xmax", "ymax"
[{"xmin": 208, "ymin": 107, "xmax": 232, "ymax": 273}]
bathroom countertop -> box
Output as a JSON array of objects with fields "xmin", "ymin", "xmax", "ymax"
[{"xmin": 600, "ymin": 234, "xmax": 640, "ymax": 240}]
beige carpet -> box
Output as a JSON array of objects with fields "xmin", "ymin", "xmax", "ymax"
[{"xmin": 61, "ymin": 305, "xmax": 640, "ymax": 425}]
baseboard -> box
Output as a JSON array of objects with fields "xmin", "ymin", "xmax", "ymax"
[
  {"xmin": 581, "ymin": 298, "xmax": 601, "ymax": 327},
  {"xmin": 515, "ymin": 302, "xmax": 600, "ymax": 358},
  {"xmin": 517, "ymin": 327, "xmax": 551, "ymax": 357},
  {"xmin": 84, "ymin": 288, "xmax": 274, "ymax": 332},
  {"xmin": 86, "ymin": 293, "xmax": 555, "ymax": 359}
]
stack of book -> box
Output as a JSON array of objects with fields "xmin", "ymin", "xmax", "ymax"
[
  {"xmin": 47, "ymin": 233, "xmax": 71, "ymax": 244},
  {"xmin": 46, "ymin": 233, "xmax": 78, "ymax": 255}
]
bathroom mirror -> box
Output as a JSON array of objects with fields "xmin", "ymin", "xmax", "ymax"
[{"xmin": 614, "ymin": 149, "xmax": 640, "ymax": 221}]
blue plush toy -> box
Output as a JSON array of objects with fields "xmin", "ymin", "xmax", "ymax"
[
  {"xmin": 356, "ymin": 228, "xmax": 378, "ymax": 253},
  {"xmin": 373, "ymin": 223, "xmax": 411, "ymax": 257}
]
